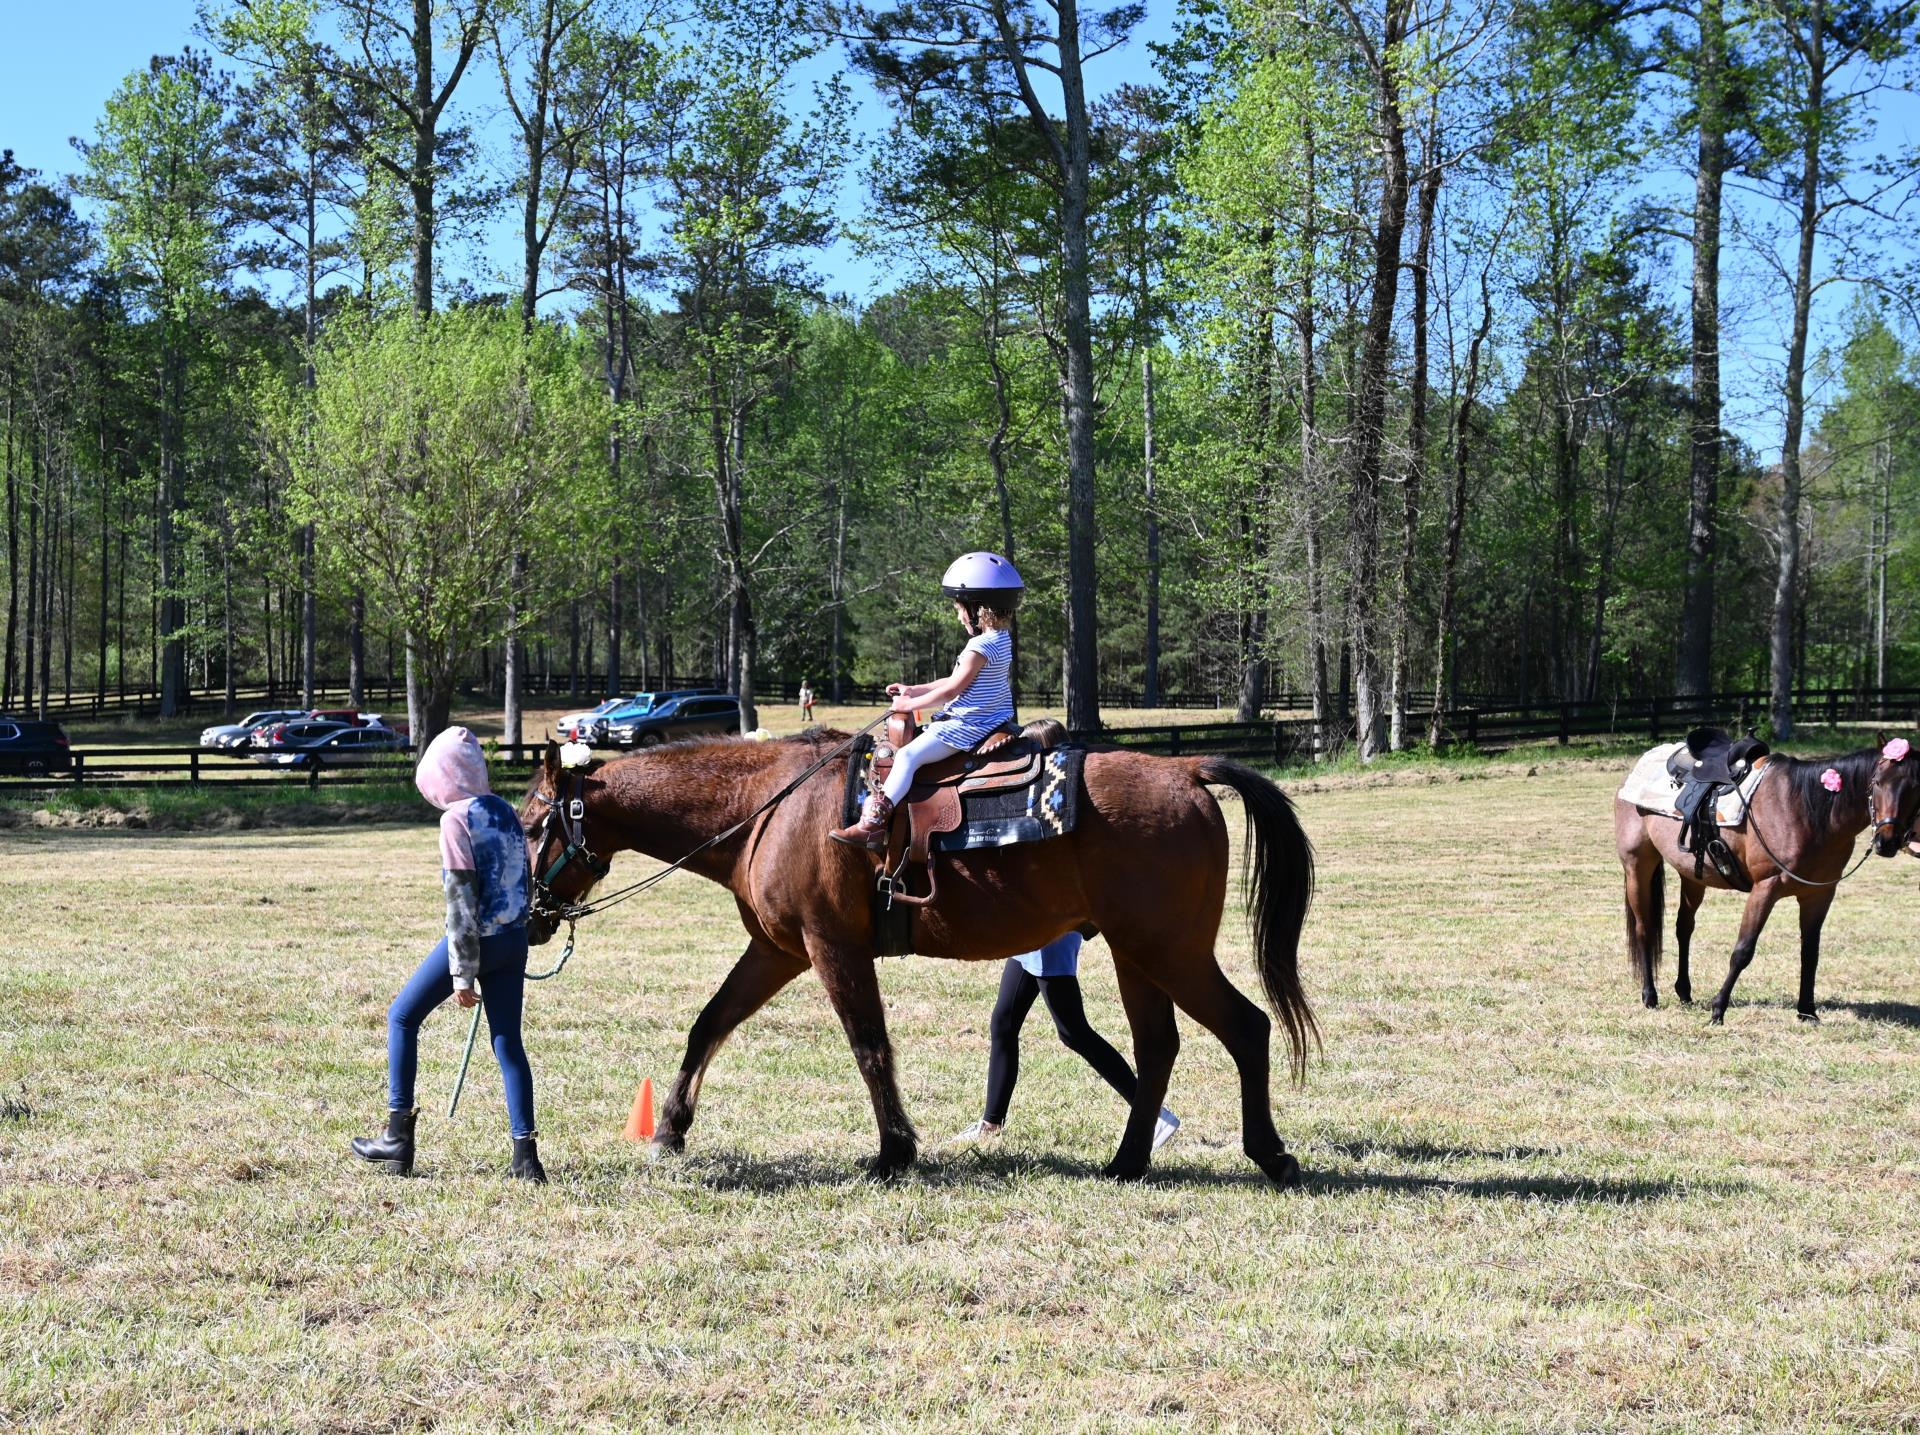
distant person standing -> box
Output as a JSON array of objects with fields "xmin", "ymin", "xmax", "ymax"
[{"xmin": 798, "ymin": 678, "xmax": 816, "ymax": 723}]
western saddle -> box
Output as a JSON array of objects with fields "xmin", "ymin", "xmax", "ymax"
[
  {"xmin": 868, "ymin": 712, "xmax": 1055, "ymax": 908},
  {"xmin": 1664, "ymin": 726, "xmax": 1770, "ymax": 888}
]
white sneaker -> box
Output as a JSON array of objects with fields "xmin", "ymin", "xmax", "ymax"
[
  {"xmin": 950, "ymin": 1119, "xmax": 1003, "ymax": 1146},
  {"xmin": 1152, "ymin": 1108, "xmax": 1181, "ymax": 1151}
]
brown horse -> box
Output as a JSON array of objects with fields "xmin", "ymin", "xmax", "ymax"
[
  {"xmin": 1615, "ymin": 741, "xmax": 1920, "ymax": 1022},
  {"xmin": 520, "ymin": 730, "xmax": 1316, "ymax": 1184}
]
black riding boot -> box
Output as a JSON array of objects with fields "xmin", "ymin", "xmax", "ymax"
[
  {"xmin": 510, "ymin": 1134, "xmax": 547, "ymax": 1184},
  {"xmin": 351, "ymin": 1108, "xmax": 417, "ymax": 1175}
]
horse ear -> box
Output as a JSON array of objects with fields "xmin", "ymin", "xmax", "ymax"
[{"xmin": 541, "ymin": 739, "xmax": 562, "ymax": 784}]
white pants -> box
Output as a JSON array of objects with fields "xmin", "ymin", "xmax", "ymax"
[{"xmin": 881, "ymin": 729, "xmax": 964, "ymax": 805}]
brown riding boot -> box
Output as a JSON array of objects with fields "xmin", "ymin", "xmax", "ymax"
[{"xmin": 830, "ymin": 793, "xmax": 894, "ymax": 850}]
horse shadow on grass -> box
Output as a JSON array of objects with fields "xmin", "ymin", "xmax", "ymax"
[
  {"xmin": 1822, "ymin": 1000, "xmax": 1920, "ymax": 1029},
  {"xmin": 1732, "ymin": 995, "xmax": 1920, "ymax": 1029},
  {"xmin": 574, "ymin": 1142, "xmax": 1725, "ymax": 1204}
]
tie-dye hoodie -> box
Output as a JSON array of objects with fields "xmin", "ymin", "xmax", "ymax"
[{"xmin": 415, "ymin": 726, "xmax": 531, "ymax": 990}]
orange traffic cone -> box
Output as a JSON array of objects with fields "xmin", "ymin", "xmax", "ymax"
[{"xmin": 623, "ymin": 1078, "xmax": 656, "ymax": 1142}]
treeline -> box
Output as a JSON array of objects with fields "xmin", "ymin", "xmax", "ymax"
[{"xmin": 1, "ymin": 0, "xmax": 1916, "ymax": 753}]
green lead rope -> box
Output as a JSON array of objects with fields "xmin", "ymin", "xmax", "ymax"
[{"xmin": 446, "ymin": 924, "xmax": 576, "ymax": 1119}]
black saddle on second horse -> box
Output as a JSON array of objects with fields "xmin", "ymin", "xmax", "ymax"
[{"xmin": 1665, "ymin": 726, "xmax": 1771, "ymax": 889}]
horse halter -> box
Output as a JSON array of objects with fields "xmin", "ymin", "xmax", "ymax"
[
  {"xmin": 528, "ymin": 770, "xmax": 611, "ymax": 921},
  {"xmin": 1870, "ymin": 760, "xmax": 1920, "ymax": 845}
]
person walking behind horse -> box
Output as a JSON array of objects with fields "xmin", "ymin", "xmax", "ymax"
[
  {"xmin": 952, "ymin": 931, "xmax": 1181, "ymax": 1150},
  {"xmin": 799, "ymin": 678, "xmax": 816, "ymax": 723},
  {"xmin": 831, "ymin": 551, "xmax": 1023, "ymax": 848},
  {"xmin": 350, "ymin": 726, "xmax": 546, "ymax": 1183}
]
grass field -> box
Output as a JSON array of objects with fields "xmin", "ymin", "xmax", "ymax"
[{"xmin": 5, "ymin": 759, "xmax": 1920, "ymax": 1430}]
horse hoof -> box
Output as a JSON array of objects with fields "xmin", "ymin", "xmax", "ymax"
[
  {"xmin": 1676, "ymin": 988, "xmax": 1693, "ymax": 1005},
  {"xmin": 1709, "ymin": 1011, "xmax": 1726, "ymax": 1026},
  {"xmin": 1797, "ymin": 1010, "xmax": 1820, "ymax": 1024},
  {"xmin": 1258, "ymin": 1151, "xmax": 1301, "ymax": 1189},
  {"xmin": 1100, "ymin": 1159, "xmax": 1148, "ymax": 1182},
  {"xmin": 1641, "ymin": 993, "xmax": 1659, "ymax": 1010},
  {"xmin": 864, "ymin": 1149, "xmax": 916, "ymax": 1182},
  {"xmin": 646, "ymin": 1132, "xmax": 685, "ymax": 1161}
]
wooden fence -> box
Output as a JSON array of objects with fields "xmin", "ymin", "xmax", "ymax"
[{"xmin": 7, "ymin": 685, "xmax": 1917, "ymax": 798}]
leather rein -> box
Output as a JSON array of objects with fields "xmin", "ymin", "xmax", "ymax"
[{"xmin": 524, "ymin": 713, "xmax": 892, "ymax": 938}]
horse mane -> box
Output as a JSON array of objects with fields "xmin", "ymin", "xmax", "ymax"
[{"xmin": 1773, "ymin": 746, "xmax": 1880, "ymax": 834}]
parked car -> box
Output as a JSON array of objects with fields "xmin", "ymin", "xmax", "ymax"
[
  {"xmin": 0, "ymin": 716, "xmax": 73, "ymax": 776},
  {"xmin": 251, "ymin": 718, "xmax": 352, "ymax": 756},
  {"xmin": 310, "ymin": 708, "xmax": 379, "ymax": 728},
  {"xmin": 585, "ymin": 689, "xmax": 725, "ymax": 746},
  {"xmin": 554, "ymin": 697, "xmax": 631, "ymax": 742},
  {"xmin": 258, "ymin": 725, "xmax": 411, "ymax": 768},
  {"xmin": 200, "ymin": 709, "xmax": 309, "ymax": 752},
  {"xmin": 607, "ymin": 694, "xmax": 741, "ymax": 748}
]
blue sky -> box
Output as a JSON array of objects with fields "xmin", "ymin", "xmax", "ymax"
[
  {"xmin": 4, "ymin": 3, "xmax": 1912, "ymax": 461},
  {"xmin": 2, "ymin": 0, "xmax": 1178, "ymax": 303}
]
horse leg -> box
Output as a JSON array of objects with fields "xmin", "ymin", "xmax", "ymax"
[
  {"xmin": 1622, "ymin": 847, "xmax": 1664, "ymax": 1008},
  {"xmin": 1102, "ymin": 959, "xmax": 1179, "ymax": 1182},
  {"xmin": 809, "ymin": 945, "xmax": 918, "ymax": 1177},
  {"xmin": 1113, "ymin": 941, "xmax": 1299, "ymax": 1188},
  {"xmin": 1675, "ymin": 877, "xmax": 1707, "ymax": 1006},
  {"xmin": 655, "ymin": 938, "xmax": 809, "ymax": 1154},
  {"xmin": 1709, "ymin": 881, "xmax": 1784, "ymax": 1025},
  {"xmin": 1794, "ymin": 889, "xmax": 1836, "ymax": 1023}
]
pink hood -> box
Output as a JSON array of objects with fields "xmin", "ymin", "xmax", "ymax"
[{"xmin": 415, "ymin": 726, "xmax": 491, "ymax": 810}]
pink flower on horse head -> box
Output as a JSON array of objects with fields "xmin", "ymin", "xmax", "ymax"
[
  {"xmin": 1883, "ymin": 736, "xmax": 1912, "ymax": 762},
  {"xmin": 1820, "ymin": 767, "xmax": 1844, "ymax": 792}
]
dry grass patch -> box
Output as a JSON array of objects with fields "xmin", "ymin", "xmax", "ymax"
[{"xmin": 4, "ymin": 764, "xmax": 1920, "ymax": 1430}]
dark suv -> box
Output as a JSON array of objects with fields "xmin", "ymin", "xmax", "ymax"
[
  {"xmin": 607, "ymin": 695, "xmax": 742, "ymax": 747},
  {"xmin": 0, "ymin": 716, "xmax": 74, "ymax": 776}
]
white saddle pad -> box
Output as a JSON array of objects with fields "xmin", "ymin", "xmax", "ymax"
[{"xmin": 1617, "ymin": 741, "xmax": 1769, "ymax": 826}]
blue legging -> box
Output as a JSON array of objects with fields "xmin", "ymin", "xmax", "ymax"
[{"xmin": 387, "ymin": 932, "xmax": 535, "ymax": 1139}]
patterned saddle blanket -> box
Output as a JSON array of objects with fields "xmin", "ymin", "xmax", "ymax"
[{"xmin": 1618, "ymin": 741, "xmax": 1768, "ymax": 826}]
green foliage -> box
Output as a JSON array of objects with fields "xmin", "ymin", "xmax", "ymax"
[{"xmin": 265, "ymin": 309, "xmax": 608, "ymax": 704}]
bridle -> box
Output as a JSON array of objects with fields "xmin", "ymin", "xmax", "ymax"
[
  {"xmin": 526, "ymin": 768, "xmax": 611, "ymax": 927},
  {"xmin": 1869, "ymin": 758, "xmax": 1920, "ymax": 851}
]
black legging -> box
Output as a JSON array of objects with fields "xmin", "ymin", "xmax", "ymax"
[{"xmin": 983, "ymin": 958, "xmax": 1139, "ymax": 1125}]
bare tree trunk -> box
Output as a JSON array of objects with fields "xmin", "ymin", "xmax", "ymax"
[
  {"xmin": 1427, "ymin": 263, "xmax": 1495, "ymax": 748},
  {"xmin": 504, "ymin": 552, "xmax": 526, "ymax": 751},
  {"xmin": 3, "ymin": 371, "xmax": 16, "ymax": 711},
  {"xmin": 1347, "ymin": 0, "xmax": 1413, "ymax": 760},
  {"xmin": 1142, "ymin": 346, "xmax": 1161, "ymax": 708},
  {"xmin": 348, "ymin": 594, "xmax": 365, "ymax": 707},
  {"xmin": 1769, "ymin": 0, "xmax": 1825, "ymax": 740},
  {"xmin": 1677, "ymin": 0, "xmax": 1726, "ymax": 697},
  {"xmin": 1585, "ymin": 420, "xmax": 1631, "ymax": 700},
  {"xmin": 223, "ymin": 538, "xmax": 236, "ymax": 720},
  {"xmin": 1390, "ymin": 136, "xmax": 1442, "ymax": 748}
]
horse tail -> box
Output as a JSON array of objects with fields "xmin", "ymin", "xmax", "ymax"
[
  {"xmin": 1194, "ymin": 759, "xmax": 1319, "ymax": 1082},
  {"xmin": 1628, "ymin": 860, "xmax": 1665, "ymax": 985}
]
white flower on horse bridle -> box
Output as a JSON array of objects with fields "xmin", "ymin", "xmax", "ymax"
[{"xmin": 559, "ymin": 741, "xmax": 593, "ymax": 769}]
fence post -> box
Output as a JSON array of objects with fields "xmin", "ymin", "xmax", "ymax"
[
  {"xmin": 190, "ymin": 751, "xmax": 201, "ymax": 787},
  {"xmin": 1649, "ymin": 697, "xmax": 1661, "ymax": 741},
  {"xmin": 308, "ymin": 759, "xmax": 321, "ymax": 791},
  {"xmin": 1465, "ymin": 708, "xmax": 1478, "ymax": 749},
  {"xmin": 72, "ymin": 752, "xmax": 85, "ymax": 787},
  {"xmin": 1559, "ymin": 704, "xmax": 1571, "ymax": 746},
  {"xmin": 1169, "ymin": 727, "xmax": 1182, "ymax": 758},
  {"xmin": 1827, "ymin": 688, "xmax": 1838, "ymax": 728}
]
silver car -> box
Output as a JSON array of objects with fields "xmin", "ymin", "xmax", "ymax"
[{"xmin": 200, "ymin": 709, "xmax": 309, "ymax": 751}]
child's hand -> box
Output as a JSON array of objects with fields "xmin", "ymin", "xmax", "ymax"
[
  {"xmin": 455, "ymin": 987, "xmax": 480, "ymax": 1008},
  {"xmin": 885, "ymin": 682, "xmax": 908, "ymax": 697}
]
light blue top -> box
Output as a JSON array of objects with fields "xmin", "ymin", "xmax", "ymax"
[
  {"xmin": 938, "ymin": 627, "xmax": 1015, "ymax": 748},
  {"xmin": 1016, "ymin": 932, "xmax": 1082, "ymax": 979}
]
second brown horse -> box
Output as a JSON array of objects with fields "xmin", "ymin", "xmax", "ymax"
[
  {"xmin": 522, "ymin": 731, "xmax": 1318, "ymax": 1185},
  {"xmin": 1616, "ymin": 740, "xmax": 1920, "ymax": 1022}
]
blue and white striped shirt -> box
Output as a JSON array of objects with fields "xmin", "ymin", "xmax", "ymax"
[{"xmin": 938, "ymin": 628, "xmax": 1015, "ymax": 748}]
